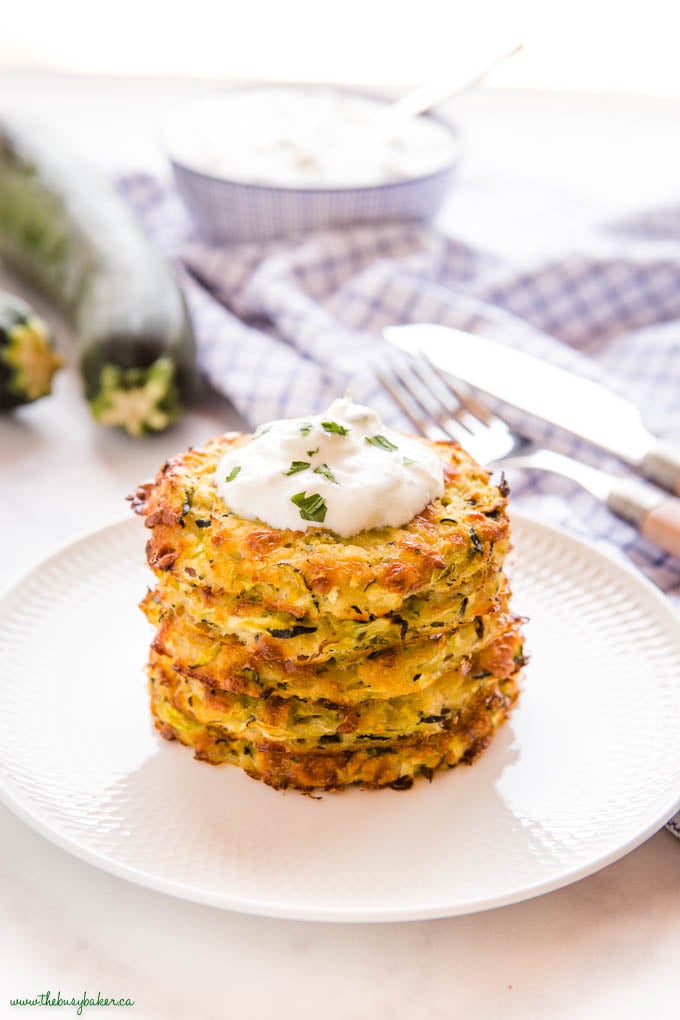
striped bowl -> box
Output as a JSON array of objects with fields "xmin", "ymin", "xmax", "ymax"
[{"xmin": 165, "ymin": 86, "xmax": 460, "ymax": 244}]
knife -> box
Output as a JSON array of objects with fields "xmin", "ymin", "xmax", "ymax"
[{"xmin": 384, "ymin": 323, "xmax": 680, "ymax": 496}]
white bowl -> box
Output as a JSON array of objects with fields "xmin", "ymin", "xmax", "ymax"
[{"xmin": 164, "ymin": 84, "xmax": 461, "ymax": 243}]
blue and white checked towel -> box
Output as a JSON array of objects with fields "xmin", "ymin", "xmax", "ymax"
[{"xmin": 120, "ymin": 174, "xmax": 680, "ymax": 835}]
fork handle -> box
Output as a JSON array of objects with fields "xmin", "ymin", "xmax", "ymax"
[
  {"xmin": 640, "ymin": 440, "xmax": 680, "ymax": 495},
  {"xmin": 608, "ymin": 479, "xmax": 680, "ymax": 559}
]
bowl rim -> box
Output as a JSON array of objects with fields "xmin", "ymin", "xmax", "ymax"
[{"xmin": 162, "ymin": 81, "xmax": 462, "ymax": 195}]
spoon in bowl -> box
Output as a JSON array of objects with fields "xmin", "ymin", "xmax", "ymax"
[{"xmin": 376, "ymin": 41, "xmax": 524, "ymax": 128}]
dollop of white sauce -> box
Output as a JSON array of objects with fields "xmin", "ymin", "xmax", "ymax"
[
  {"xmin": 214, "ymin": 397, "xmax": 445, "ymax": 538},
  {"xmin": 166, "ymin": 87, "xmax": 458, "ymax": 188}
]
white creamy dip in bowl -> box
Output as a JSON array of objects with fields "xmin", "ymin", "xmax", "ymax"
[{"xmin": 163, "ymin": 84, "xmax": 460, "ymax": 242}]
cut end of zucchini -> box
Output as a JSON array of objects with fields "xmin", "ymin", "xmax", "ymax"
[
  {"xmin": 89, "ymin": 356, "xmax": 182, "ymax": 436},
  {"xmin": 0, "ymin": 312, "xmax": 63, "ymax": 406}
]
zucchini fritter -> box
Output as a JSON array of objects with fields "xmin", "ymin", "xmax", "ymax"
[
  {"xmin": 149, "ymin": 653, "xmax": 520, "ymax": 791},
  {"xmin": 142, "ymin": 567, "xmax": 510, "ymax": 668},
  {"xmin": 132, "ymin": 433, "xmax": 510, "ymax": 621},
  {"xmin": 146, "ymin": 598, "xmax": 517, "ymax": 703},
  {"xmin": 149, "ymin": 620, "xmax": 523, "ymax": 746}
]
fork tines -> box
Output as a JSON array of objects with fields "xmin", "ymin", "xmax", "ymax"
[{"xmin": 378, "ymin": 354, "xmax": 515, "ymax": 463}]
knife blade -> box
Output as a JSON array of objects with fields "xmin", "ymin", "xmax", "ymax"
[{"xmin": 384, "ymin": 323, "xmax": 680, "ymax": 495}]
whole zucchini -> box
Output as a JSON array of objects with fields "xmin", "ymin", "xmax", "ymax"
[
  {"xmin": 0, "ymin": 289, "xmax": 63, "ymax": 409},
  {"xmin": 0, "ymin": 116, "xmax": 198, "ymax": 436}
]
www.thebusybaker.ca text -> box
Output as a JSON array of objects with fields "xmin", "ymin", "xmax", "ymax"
[{"xmin": 9, "ymin": 991, "xmax": 135, "ymax": 1015}]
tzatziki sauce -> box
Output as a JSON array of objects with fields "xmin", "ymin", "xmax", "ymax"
[
  {"xmin": 214, "ymin": 397, "xmax": 445, "ymax": 537},
  {"xmin": 165, "ymin": 87, "xmax": 458, "ymax": 189}
]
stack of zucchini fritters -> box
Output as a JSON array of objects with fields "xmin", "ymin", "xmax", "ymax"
[{"xmin": 132, "ymin": 433, "xmax": 524, "ymax": 792}]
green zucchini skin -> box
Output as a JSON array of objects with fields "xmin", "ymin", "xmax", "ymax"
[
  {"xmin": 0, "ymin": 116, "xmax": 198, "ymax": 434},
  {"xmin": 0, "ymin": 289, "xmax": 63, "ymax": 410}
]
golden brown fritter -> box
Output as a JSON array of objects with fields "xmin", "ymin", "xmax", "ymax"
[
  {"xmin": 131, "ymin": 433, "xmax": 510, "ymax": 622},
  {"xmin": 142, "ymin": 566, "xmax": 510, "ymax": 667},
  {"xmin": 146, "ymin": 595, "xmax": 517, "ymax": 703},
  {"xmin": 149, "ymin": 620, "xmax": 523, "ymax": 746},
  {"xmin": 149, "ymin": 645, "xmax": 521, "ymax": 792}
]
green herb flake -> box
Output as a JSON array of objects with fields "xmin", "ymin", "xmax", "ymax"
[
  {"xmin": 306, "ymin": 447, "xmax": 319, "ymax": 457},
  {"xmin": 313, "ymin": 463, "xmax": 338, "ymax": 483},
  {"xmin": 321, "ymin": 420, "xmax": 349, "ymax": 436},
  {"xmin": 284, "ymin": 460, "xmax": 310, "ymax": 476},
  {"xmin": 224, "ymin": 466, "xmax": 241, "ymax": 483},
  {"xmin": 299, "ymin": 422, "xmax": 313, "ymax": 436},
  {"xmin": 470, "ymin": 526, "xmax": 484, "ymax": 555},
  {"xmin": 403, "ymin": 456, "xmax": 416, "ymax": 465},
  {"xmin": 419, "ymin": 712, "xmax": 449, "ymax": 724},
  {"xmin": 178, "ymin": 487, "xmax": 195, "ymax": 527},
  {"xmin": 268, "ymin": 624, "xmax": 318, "ymax": 638},
  {"xmin": 291, "ymin": 491, "xmax": 328, "ymax": 523},
  {"xmin": 365, "ymin": 434, "xmax": 398, "ymax": 452},
  {"xmin": 390, "ymin": 776, "xmax": 414, "ymax": 791},
  {"xmin": 181, "ymin": 489, "xmax": 193, "ymax": 516}
]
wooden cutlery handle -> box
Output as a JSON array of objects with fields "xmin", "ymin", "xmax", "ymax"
[
  {"xmin": 608, "ymin": 479, "xmax": 680, "ymax": 559},
  {"xmin": 640, "ymin": 500, "xmax": 680, "ymax": 559},
  {"xmin": 641, "ymin": 440, "xmax": 680, "ymax": 496}
]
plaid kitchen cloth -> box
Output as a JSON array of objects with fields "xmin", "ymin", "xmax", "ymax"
[{"xmin": 120, "ymin": 174, "xmax": 680, "ymax": 835}]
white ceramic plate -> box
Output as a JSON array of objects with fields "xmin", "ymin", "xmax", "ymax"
[{"xmin": 0, "ymin": 513, "xmax": 679, "ymax": 923}]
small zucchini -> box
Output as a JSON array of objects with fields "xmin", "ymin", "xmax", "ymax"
[
  {"xmin": 0, "ymin": 290, "xmax": 62, "ymax": 410},
  {"xmin": 0, "ymin": 116, "xmax": 198, "ymax": 435}
]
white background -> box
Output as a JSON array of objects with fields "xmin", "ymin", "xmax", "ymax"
[{"xmin": 2, "ymin": 0, "xmax": 680, "ymax": 96}]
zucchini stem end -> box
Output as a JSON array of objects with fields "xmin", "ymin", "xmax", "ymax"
[
  {"xmin": 89, "ymin": 356, "xmax": 182, "ymax": 436},
  {"xmin": 1, "ymin": 313, "xmax": 63, "ymax": 406}
]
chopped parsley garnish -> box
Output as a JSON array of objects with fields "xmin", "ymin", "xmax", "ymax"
[
  {"xmin": 314, "ymin": 463, "xmax": 338, "ymax": 483},
  {"xmin": 224, "ymin": 466, "xmax": 241, "ymax": 483},
  {"xmin": 284, "ymin": 460, "xmax": 310, "ymax": 475},
  {"xmin": 291, "ymin": 491, "xmax": 328, "ymax": 523},
  {"xmin": 306, "ymin": 447, "xmax": 319, "ymax": 457},
  {"xmin": 321, "ymin": 420, "xmax": 349, "ymax": 436},
  {"xmin": 365, "ymin": 434, "xmax": 398, "ymax": 452},
  {"xmin": 299, "ymin": 422, "xmax": 313, "ymax": 436}
]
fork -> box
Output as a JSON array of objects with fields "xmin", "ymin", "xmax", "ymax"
[{"xmin": 378, "ymin": 356, "xmax": 680, "ymax": 559}]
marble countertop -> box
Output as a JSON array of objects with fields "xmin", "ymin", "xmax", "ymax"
[{"xmin": 1, "ymin": 72, "xmax": 680, "ymax": 1019}]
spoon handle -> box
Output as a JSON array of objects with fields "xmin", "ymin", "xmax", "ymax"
[{"xmin": 383, "ymin": 42, "xmax": 523, "ymax": 123}]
